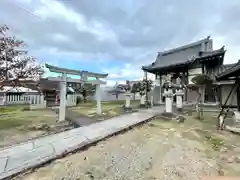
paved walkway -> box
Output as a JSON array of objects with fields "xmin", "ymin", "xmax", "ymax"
[{"xmin": 0, "ymin": 107, "xmax": 162, "ymax": 180}]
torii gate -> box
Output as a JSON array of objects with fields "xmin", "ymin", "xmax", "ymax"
[{"xmin": 45, "ymin": 64, "xmax": 108, "ymax": 122}]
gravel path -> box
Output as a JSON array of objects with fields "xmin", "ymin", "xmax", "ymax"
[{"xmin": 16, "ymin": 120, "xmax": 220, "ymax": 180}]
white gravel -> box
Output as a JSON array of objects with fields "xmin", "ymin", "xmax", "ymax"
[{"xmin": 17, "ymin": 122, "xmax": 218, "ymax": 180}]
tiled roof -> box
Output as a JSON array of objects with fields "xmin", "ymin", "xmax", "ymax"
[
  {"xmin": 218, "ymin": 62, "xmax": 237, "ymax": 75},
  {"xmin": 142, "ymin": 36, "xmax": 225, "ymax": 72},
  {"xmin": 199, "ymin": 46, "xmax": 225, "ymax": 59},
  {"xmin": 149, "ymin": 36, "xmax": 211, "ymax": 69},
  {"xmin": 154, "ymin": 44, "xmax": 201, "ymax": 68},
  {"xmin": 216, "ymin": 60, "xmax": 240, "ymax": 80}
]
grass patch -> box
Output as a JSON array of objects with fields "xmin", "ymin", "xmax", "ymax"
[
  {"xmin": 0, "ymin": 109, "xmax": 57, "ymax": 130},
  {"xmin": 0, "ymin": 104, "xmax": 29, "ymax": 113},
  {"xmin": 151, "ymin": 112, "xmax": 229, "ymax": 152},
  {"xmin": 70, "ymin": 100, "xmax": 140, "ymax": 120}
]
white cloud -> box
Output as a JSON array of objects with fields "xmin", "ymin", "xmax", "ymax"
[
  {"xmin": 1, "ymin": 0, "xmax": 240, "ymax": 83},
  {"xmin": 103, "ymin": 63, "xmax": 156, "ymax": 86},
  {"xmin": 33, "ymin": 0, "xmax": 117, "ymax": 42},
  {"xmin": 52, "ymin": 33, "xmax": 70, "ymax": 42}
]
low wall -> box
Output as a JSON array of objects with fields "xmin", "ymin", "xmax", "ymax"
[{"xmin": 0, "ymin": 94, "xmax": 77, "ymax": 108}]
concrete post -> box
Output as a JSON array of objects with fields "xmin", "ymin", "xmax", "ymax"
[
  {"xmin": 159, "ymin": 75, "xmax": 162, "ymax": 104},
  {"xmin": 154, "ymin": 75, "xmax": 161, "ymax": 105},
  {"xmin": 125, "ymin": 94, "xmax": 131, "ymax": 108},
  {"xmin": 175, "ymin": 77, "xmax": 184, "ymax": 109},
  {"xmin": 58, "ymin": 72, "xmax": 67, "ymax": 122},
  {"xmin": 175, "ymin": 89, "xmax": 184, "ymax": 109},
  {"xmin": 150, "ymin": 95, "xmax": 154, "ymax": 107},
  {"xmin": 163, "ymin": 74, "xmax": 174, "ymax": 113},
  {"xmin": 140, "ymin": 95, "xmax": 145, "ymax": 105},
  {"xmin": 164, "ymin": 88, "xmax": 173, "ymax": 113},
  {"xmin": 96, "ymin": 83, "xmax": 102, "ymax": 115}
]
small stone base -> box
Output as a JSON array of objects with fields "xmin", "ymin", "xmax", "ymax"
[
  {"xmin": 139, "ymin": 104, "xmax": 146, "ymax": 108},
  {"xmin": 155, "ymin": 112, "xmax": 176, "ymax": 121},
  {"xmin": 122, "ymin": 105, "xmax": 133, "ymax": 112},
  {"xmin": 176, "ymin": 108, "xmax": 183, "ymax": 112},
  {"xmin": 155, "ymin": 112, "xmax": 185, "ymax": 123}
]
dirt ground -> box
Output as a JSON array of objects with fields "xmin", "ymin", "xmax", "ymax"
[{"xmin": 16, "ymin": 112, "xmax": 240, "ymax": 180}]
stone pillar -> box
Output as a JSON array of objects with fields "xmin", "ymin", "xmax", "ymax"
[
  {"xmin": 164, "ymin": 88, "xmax": 173, "ymax": 113},
  {"xmin": 175, "ymin": 77, "xmax": 184, "ymax": 109},
  {"xmin": 150, "ymin": 95, "xmax": 154, "ymax": 107},
  {"xmin": 144, "ymin": 71, "xmax": 147, "ymax": 79},
  {"xmin": 175, "ymin": 89, "xmax": 184, "ymax": 109},
  {"xmin": 140, "ymin": 95, "xmax": 145, "ymax": 105},
  {"xmin": 40, "ymin": 95, "xmax": 46, "ymax": 108},
  {"xmin": 96, "ymin": 84, "xmax": 102, "ymax": 115},
  {"xmin": 125, "ymin": 92, "xmax": 131, "ymax": 108},
  {"xmin": 154, "ymin": 75, "xmax": 162, "ymax": 105},
  {"xmin": 159, "ymin": 75, "xmax": 162, "ymax": 104},
  {"xmin": 58, "ymin": 72, "xmax": 67, "ymax": 122}
]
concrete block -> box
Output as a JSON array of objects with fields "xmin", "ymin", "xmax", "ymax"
[
  {"xmin": 6, "ymin": 144, "xmax": 54, "ymax": 171},
  {"xmin": 233, "ymin": 111, "xmax": 240, "ymax": 123},
  {"xmin": 83, "ymin": 127, "xmax": 111, "ymax": 143},
  {"xmin": 52, "ymin": 135, "xmax": 88, "ymax": 154},
  {"xmin": 0, "ymin": 157, "xmax": 7, "ymax": 174},
  {"xmin": 34, "ymin": 128, "xmax": 83, "ymax": 147},
  {"xmin": 0, "ymin": 142, "xmax": 34, "ymax": 158}
]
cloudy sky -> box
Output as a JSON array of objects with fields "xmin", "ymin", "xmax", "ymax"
[{"xmin": 0, "ymin": 0, "xmax": 240, "ymax": 86}]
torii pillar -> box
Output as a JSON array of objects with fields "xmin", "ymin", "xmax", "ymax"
[{"xmin": 59, "ymin": 72, "xmax": 67, "ymax": 121}]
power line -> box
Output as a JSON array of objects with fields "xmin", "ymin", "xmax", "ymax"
[{"xmin": 6, "ymin": 0, "xmax": 57, "ymax": 29}]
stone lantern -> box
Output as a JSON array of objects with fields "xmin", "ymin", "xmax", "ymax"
[{"xmin": 175, "ymin": 77, "xmax": 184, "ymax": 110}]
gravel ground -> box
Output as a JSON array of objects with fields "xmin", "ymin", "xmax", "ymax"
[{"xmin": 16, "ymin": 120, "xmax": 222, "ymax": 180}]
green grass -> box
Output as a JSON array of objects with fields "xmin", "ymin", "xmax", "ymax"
[
  {"xmin": 0, "ymin": 100, "xmax": 140, "ymax": 131},
  {"xmin": 70, "ymin": 100, "xmax": 140, "ymax": 120},
  {"xmin": 0, "ymin": 106, "xmax": 57, "ymax": 130},
  {"xmin": 0, "ymin": 104, "xmax": 30, "ymax": 113}
]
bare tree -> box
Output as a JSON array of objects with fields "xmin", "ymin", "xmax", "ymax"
[{"xmin": 0, "ymin": 25, "xmax": 43, "ymax": 90}]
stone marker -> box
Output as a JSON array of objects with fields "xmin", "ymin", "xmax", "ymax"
[{"xmin": 175, "ymin": 77, "xmax": 184, "ymax": 110}]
